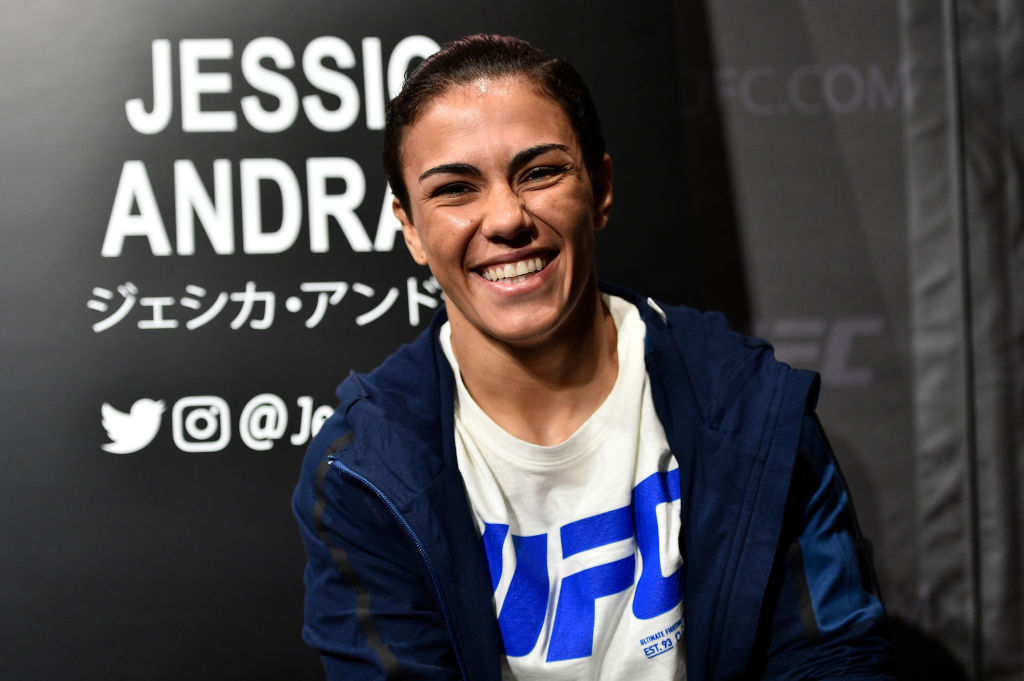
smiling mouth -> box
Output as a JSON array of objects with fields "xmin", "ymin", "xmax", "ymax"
[{"xmin": 479, "ymin": 255, "xmax": 550, "ymax": 284}]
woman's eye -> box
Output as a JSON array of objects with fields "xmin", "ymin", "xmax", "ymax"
[
  {"xmin": 431, "ymin": 183, "xmax": 472, "ymax": 198},
  {"xmin": 523, "ymin": 166, "xmax": 565, "ymax": 183}
]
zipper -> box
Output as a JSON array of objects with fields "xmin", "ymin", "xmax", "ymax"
[{"xmin": 327, "ymin": 456, "xmax": 469, "ymax": 680}]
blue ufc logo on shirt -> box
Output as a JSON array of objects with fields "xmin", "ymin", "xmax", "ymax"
[{"xmin": 480, "ymin": 468, "xmax": 683, "ymax": 661}]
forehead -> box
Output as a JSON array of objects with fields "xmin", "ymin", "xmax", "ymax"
[{"xmin": 400, "ymin": 76, "xmax": 579, "ymax": 171}]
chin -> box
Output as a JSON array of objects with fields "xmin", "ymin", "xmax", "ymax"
[{"xmin": 483, "ymin": 311, "xmax": 567, "ymax": 346}]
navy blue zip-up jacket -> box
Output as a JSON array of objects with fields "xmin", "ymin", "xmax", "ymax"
[{"xmin": 293, "ymin": 284, "xmax": 892, "ymax": 680}]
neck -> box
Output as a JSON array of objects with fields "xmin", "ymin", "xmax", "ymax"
[{"xmin": 449, "ymin": 287, "xmax": 618, "ymax": 446}]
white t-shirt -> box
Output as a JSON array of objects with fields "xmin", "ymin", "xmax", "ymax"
[{"xmin": 440, "ymin": 294, "xmax": 686, "ymax": 681}]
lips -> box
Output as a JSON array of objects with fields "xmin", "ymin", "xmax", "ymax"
[{"xmin": 478, "ymin": 254, "xmax": 549, "ymax": 283}]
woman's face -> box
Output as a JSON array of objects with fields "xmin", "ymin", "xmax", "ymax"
[{"xmin": 394, "ymin": 75, "xmax": 612, "ymax": 350}]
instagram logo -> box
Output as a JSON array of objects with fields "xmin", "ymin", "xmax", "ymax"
[{"xmin": 172, "ymin": 396, "xmax": 231, "ymax": 452}]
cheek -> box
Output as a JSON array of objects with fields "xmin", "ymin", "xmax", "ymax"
[
  {"xmin": 525, "ymin": 189, "xmax": 598, "ymax": 243},
  {"xmin": 418, "ymin": 214, "xmax": 476, "ymax": 263}
]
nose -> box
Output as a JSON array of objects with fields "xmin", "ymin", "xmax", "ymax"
[{"xmin": 479, "ymin": 184, "xmax": 531, "ymax": 244}]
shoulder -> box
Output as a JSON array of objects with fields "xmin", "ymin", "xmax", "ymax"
[
  {"xmin": 337, "ymin": 308, "xmax": 450, "ymax": 417},
  {"xmin": 602, "ymin": 282, "xmax": 819, "ymax": 430},
  {"xmin": 296, "ymin": 308, "xmax": 454, "ymax": 507},
  {"xmin": 602, "ymin": 281, "xmax": 771, "ymax": 375}
]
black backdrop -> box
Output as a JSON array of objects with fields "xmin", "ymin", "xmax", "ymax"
[
  {"xmin": 2, "ymin": 2, "xmax": 694, "ymax": 677},
  {"xmin": 5, "ymin": 1, "xmax": 1021, "ymax": 679}
]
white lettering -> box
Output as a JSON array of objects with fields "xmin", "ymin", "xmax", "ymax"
[
  {"xmin": 823, "ymin": 64, "xmax": 864, "ymax": 114},
  {"xmin": 240, "ymin": 158, "xmax": 302, "ymax": 254},
  {"xmin": 103, "ymin": 158, "xmax": 404, "ymax": 256},
  {"xmin": 240, "ymin": 393, "xmax": 288, "ymax": 451},
  {"xmin": 102, "ymin": 161, "xmax": 172, "ymax": 257},
  {"xmin": 174, "ymin": 159, "xmax": 234, "ymax": 255},
  {"xmin": 739, "ymin": 65, "xmax": 774, "ymax": 116},
  {"xmin": 125, "ymin": 40, "xmax": 173, "ymax": 134},
  {"xmin": 787, "ymin": 65, "xmax": 823, "ymax": 114},
  {"xmin": 291, "ymin": 395, "xmax": 314, "ymax": 445},
  {"xmin": 362, "ymin": 37, "xmax": 386, "ymax": 130},
  {"xmin": 307, "ymin": 157, "xmax": 371, "ymax": 252},
  {"xmin": 822, "ymin": 317, "xmax": 883, "ymax": 387},
  {"xmin": 302, "ymin": 36, "xmax": 360, "ymax": 132},
  {"xmin": 290, "ymin": 396, "xmax": 334, "ymax": 445},
  {"xmin": 866, "ymin": 63, "xmax": 903, "ymax": 110},
  {"xmin": 180, "ymin": 39, "xmax": 237, "ymax": 132},
  {"xmin": 770, "ymin": 318, "xmax": 826, "ymax": 365},
  {"xmin": 762, "ymin": 316, "xmax": 884, "ymax": 387},
  {"xmin": 241, "ymin": 37, "xmax": 299, "ymax": 133},
  {"xmin": 125, "ymin": 36, "xmax": 439, "ymax": 133},
  {"xmin": 715, "ymin": 63, "xmax": 902, "ymax": 117},
  {"xmin": 387, "ymin": 35, "xmax": 441, "ymax": 97}
]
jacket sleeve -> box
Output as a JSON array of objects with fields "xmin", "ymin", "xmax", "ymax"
[
  {"xmin": 292, "ymin": 428, "xmax": 462, "ymax": 680},
  {"xmin": 757, "ymin": 412, "xmax": 894, "ymax": 681}
]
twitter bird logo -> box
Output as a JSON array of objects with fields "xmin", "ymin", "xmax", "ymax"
[{"xmin": 101, "ymin": 399, "xmax": 165, "ymax": 454}]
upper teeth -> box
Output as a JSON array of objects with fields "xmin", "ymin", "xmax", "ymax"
[{"xmin": 482, "ymin": 256, "xmax": 547, "ymax": 282}]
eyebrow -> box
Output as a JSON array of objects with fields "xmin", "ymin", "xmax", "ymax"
[
  {"xmin": 508, "ymin": 143, "xmax": 571, "ymax": 174},
  {"xmin": 418, "ymin": 162, "xmax": 481, "ymax": 184},
  {"xmin": 417, "ymin": 143, "xmax": 572, "ymax": 184}
]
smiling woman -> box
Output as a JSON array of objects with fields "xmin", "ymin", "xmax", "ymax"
[
  {"xmin": 292, "ymin": 34, "xmax": 893, "ymax": 681},
  {"xmin": 394, "ymin": 76, "xmax": 616, "ymax": 443}
]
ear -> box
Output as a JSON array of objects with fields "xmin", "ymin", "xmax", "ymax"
[
  {"xmin": 593, "ymin": 153, "xmax": 613, "ymax": 231},
  {"xmin": 395, "ymin": 196, "xmax": 428, "ymax": 265}
]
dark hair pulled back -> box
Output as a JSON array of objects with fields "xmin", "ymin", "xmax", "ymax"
[{"xmin": 382, "ymin": 34, "xmax": 605, "ymax": 212}]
